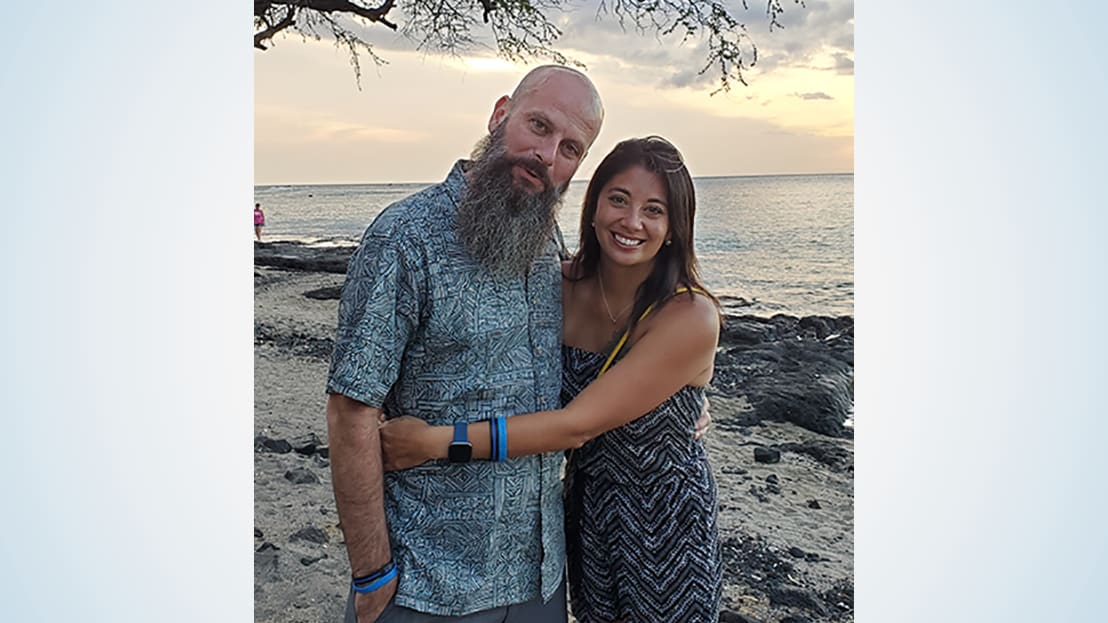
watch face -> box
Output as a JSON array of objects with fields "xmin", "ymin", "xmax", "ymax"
[{"xmin": 448, "ymin": 442, "xmax": 472, "ymax": 463}]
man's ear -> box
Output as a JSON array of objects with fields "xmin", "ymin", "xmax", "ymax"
[{"xmin": 487, "ymin": 95, "xmax": 512, "ymax": 134}]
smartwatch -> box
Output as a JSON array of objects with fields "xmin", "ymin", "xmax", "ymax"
[{"xmin": 448, "ymin": 422, "xmax": 472, "ymax": 463}]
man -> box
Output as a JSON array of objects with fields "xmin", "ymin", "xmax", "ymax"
[{"xmin": 326, "ymin": 65, "xmax": 605, "ymax": 623}]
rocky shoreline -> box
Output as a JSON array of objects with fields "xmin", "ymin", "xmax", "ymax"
[{"xmin": 254, "ymin": 245, "xmax": 854, "ymax": 623}]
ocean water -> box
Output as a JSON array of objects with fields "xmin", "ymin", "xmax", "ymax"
[{"xmin": 254, "ymin": 174, "xmax": 853, "ymax": 317}]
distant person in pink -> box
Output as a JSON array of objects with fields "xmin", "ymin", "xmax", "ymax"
[{"xmin": 254, "ymin": 203, "xmax": 266, "ymax": 241}]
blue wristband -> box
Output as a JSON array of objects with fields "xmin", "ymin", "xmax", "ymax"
[
  {"xmin": 489, "ymin": 418, "xmax": 500, "ymax": 462},
  {"xmin": 352, "ymin": 562, "xmax": 397, "ymax": 594},
  {"xmin": 496, "ymin": 417, "xmax": 508, "ymax": 462}
]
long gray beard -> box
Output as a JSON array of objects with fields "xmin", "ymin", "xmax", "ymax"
[{"xmin": 455, "ymin": 131, "xmax": 563, "ymax": 279}]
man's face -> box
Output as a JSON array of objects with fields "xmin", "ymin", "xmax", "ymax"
[
  {"xmin": 455, "ymin": 123, "xmax": 563, "ymax": 279},
  {"xmin": 487, "ymin": 73, "xmax": 602, "ymax": 195}
]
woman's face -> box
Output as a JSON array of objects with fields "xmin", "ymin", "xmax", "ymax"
[{"xmin": 592, "ymin": 165, "xmax": 670, "ymax": 270}]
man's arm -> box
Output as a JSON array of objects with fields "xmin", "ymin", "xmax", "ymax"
[{"xmin": 327, "ymin": 392, "xmax": 396, "ymax": 622}]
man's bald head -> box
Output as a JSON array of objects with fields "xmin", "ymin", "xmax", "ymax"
[{"xmin": 509, "ymin": 65, "xmax": 605, "ymax": 130}]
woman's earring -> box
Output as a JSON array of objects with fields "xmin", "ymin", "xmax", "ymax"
[
  {"xmin": 591, "ymin": 221, "xmax": 596, "ymax": 228},
  {"xmin": 665, "ymin": 239, "xmax": 672, "ymax": 246}
]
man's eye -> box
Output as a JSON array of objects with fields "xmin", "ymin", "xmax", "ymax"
[
  {"xmin": 530, "ymin": 119, "xmax": 547, "ymax": 132},
  {"xmin": 562, "ymin": 144, "xmax": 581, "ymax": 159}
]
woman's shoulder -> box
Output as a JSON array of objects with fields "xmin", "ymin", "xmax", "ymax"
[
  {"xmin": 663, "ymin": 287, "xmax": 718, "ymax": 316},
  {"xmin": 646, "ymin": 288, "xmax": 720, "ymax": 336}
]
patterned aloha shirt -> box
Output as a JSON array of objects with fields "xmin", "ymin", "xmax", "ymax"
[{"xmin": 327, "ymin": 160, "xmax": 565, "ymax": 615}]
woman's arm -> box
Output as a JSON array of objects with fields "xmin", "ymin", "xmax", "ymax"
[{"xmin": 379, "ymin": 293, "xmax": 719, "ymax": 470}]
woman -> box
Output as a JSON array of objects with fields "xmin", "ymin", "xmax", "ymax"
[
  {"xmin": 254, "ymin": 202, "xmax": 266, "ymax": 241},
  {"xmin": 381, "ymin": 136, "xmax": 722, "ymax": 622}
]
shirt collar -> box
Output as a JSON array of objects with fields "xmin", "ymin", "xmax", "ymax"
[{"xmin": 441, "ymin": 159, "xmax": 471, "ymax": 209}]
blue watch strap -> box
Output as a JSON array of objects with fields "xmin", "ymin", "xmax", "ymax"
[{"xmin": 453, "ymin": 422, "xmax": 468, "ymax": 444}]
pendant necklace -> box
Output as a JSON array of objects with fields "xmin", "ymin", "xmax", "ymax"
[{"xmin": 597, "ymin": 271, "xmax": 633, "ymax": 324}]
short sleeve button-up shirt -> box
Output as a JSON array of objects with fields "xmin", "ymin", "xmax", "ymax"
[{"xmin": 327, "ymin": 161, "xmax": 565, "ymax": 615}]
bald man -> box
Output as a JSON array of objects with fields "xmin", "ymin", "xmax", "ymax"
[{"xmin": 326, "ymin": 66, "xmax": 605, "ymax": 623}]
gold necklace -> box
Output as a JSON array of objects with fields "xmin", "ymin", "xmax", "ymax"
[{"xmin": 597, "ymin": 272, "xmax": 633, "ymax": 324}]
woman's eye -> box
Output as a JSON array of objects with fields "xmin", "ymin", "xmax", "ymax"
[{"xmin": 607, "ymin": 195, "xmax": 627, "ymax": 205}]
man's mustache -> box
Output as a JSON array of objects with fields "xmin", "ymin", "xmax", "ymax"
[{"xmin": 501, "ymin": 155, "xmax": 553, "ymax": 192}]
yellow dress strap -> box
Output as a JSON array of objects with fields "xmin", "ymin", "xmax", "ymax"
[{"xmin": 597, "ymin": 287, "xmax": 707, "ymax": 377}]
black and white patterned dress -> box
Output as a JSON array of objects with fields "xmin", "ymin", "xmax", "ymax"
[{"xmin": 562, "ymin": 345, "xmax": 722, "ymax": 623}]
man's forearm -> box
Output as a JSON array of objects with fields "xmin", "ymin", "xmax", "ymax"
[{"xmin": 327, "ymin": 393, "xmax": 391, "ymax": 577}]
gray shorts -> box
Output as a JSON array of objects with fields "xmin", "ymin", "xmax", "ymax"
[{"xmin": 345, "ymin": 575, "xmax": 567, "ymax": 623}]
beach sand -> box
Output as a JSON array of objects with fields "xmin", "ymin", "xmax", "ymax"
[{"xmin": 254, "ymin": 266, "xmax": 854, "ymax": 623}]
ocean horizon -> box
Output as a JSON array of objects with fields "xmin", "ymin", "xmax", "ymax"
[{"xmin": 255, "ymin": 173, "xmax": 854, "ymax": 318}]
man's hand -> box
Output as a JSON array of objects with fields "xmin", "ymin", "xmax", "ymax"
[
  {"xmin": 694, "ymin": 396, "xmax": 712, "ymax": 440},
  {"xmin": 354, "ymin": 579, "xmax": 397, "ymax": 623}
]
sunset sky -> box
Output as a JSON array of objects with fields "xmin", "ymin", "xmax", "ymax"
[{"xmin": 254, "ymin": 1, "xmax": 853, "ymax": 185}]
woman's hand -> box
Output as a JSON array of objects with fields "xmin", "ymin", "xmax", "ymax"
[
  {"xmin": 378, "ymin": 415, "xmax": 436, "ymax": 471},
  {"xmin": 694, "ymin": 396, "xmax": 712, "ymax": 440}
]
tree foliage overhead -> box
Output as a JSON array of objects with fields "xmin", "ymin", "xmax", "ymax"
[{"xmin": 254, "ymin": 0, "xmax": 805, "ymax": 92}]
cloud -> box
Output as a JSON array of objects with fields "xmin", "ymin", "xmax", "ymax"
[
  {"xmin": 306, "ymin": 122, "xmax": 426, "ymax": 143},
  {"xmin": 556, "ymin": 0, "xmax": 855, "ymax": 90},
  {"xmin": 832, "ymin": 51, "xmax": 854, "ymax": 74},
  {"xmin": 793, "ymin": 91, "xmax": 834, "ymax": 100},
  {"xmin": 742, "ymin": 0, "xmax": 855, "ymax": 76}
]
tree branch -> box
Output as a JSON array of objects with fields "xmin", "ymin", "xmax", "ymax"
[
  {"xmin": 269, "ymin": 0, "xmax": 399, "ymax": 28},
  {"xmin": 253, "ymin": 0, "xmax": 809, "ymax": 93},
  {"xmin": 254, "ymin": 6, "xmax": 297, "ymax": 50},
  {"xmin": 479, "ymin": 0, "xmax": 494, "ymax": 23}
]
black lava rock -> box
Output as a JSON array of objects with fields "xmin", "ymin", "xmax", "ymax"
[
  {"xmin": 254, "ymin": 241, "xmax": 355, "ymax": 274},
  {"xmin": 820, "ymin": 579, "xmax": 855, "ymax": 613},
  {"xmin": 303, "ymin": 286, "xmax": 343, "ymax": 300},
  {"xmin": 806, "ymin": 499, "xmax": 822, "ymax": 509},
  {"xmin": 767, "ymin": 586, "xmax": 828, "ymax": 616},
  {"xmin": 255, "ymin": 323, "xmax": 335, "ymax": 360},
  {"xmin": 754, "ymin": 447, "xmax": 781, "ymax": 464},
  {"xmin": 290, "ymin": 432, "xmax": 323, "ymax": 456},
  {"xmin": 255, "ymin": 548, "xmax": 279, "ymax": 579},
  {"xmin": 719, "ymin": 535, "xmax": 794, "ymax": 592},
  {"xmin": 255, "ymin": 435, "xmax": 293, "ymax": 454},
  {"xmin": 290, "ymin": 526, "xmax": 328, "ymax": 544},
  {"xmin": 711, "ymin": 314, "xmax": 853, "ymax": 438},
  {"xmin": 284, "ymin": 468, "xmax": 320, "ymax": 485}
]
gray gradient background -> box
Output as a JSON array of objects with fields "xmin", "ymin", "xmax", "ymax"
[{"xmin": 2, "ymin": 2, "xmax": 1106, "ymax": 621}]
